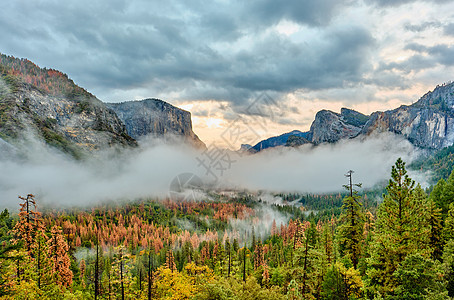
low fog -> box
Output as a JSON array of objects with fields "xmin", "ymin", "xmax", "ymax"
[{"xmin": 0, "ymin": 132, "xmax": 426, "ymax": 209}]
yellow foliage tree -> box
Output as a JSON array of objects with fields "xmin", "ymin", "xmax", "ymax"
[{"xmin": 153, "ymin": 266, "xmax": 196, "ymax": 300}]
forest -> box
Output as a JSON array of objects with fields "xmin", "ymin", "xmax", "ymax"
[
  {"xmin": 1, "ymin": 158, "xmax": 454, "ymax": 299},
  {"xmin": 0, "ymin": 53, "xmax": 92, "ymax": 99}
]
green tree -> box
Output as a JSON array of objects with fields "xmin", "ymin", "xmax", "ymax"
[
  {"xmin": 287, "ymin": 279, "xmax": 303, "ymax": 299},
  {"xmin": 0, "ymin": 209, "xmax": 19, "ymax": 296},
  {"xmin": 321, "ymin": 262, "xmax": 363, "ymax": 300},
  {"xmin": 440, "ymin": 171, "xmax": 454, "ymax": 216},
  {"xmin": 442, "ymin": 240, "xmax": 454, "ymax": 297},
  {"xmin": 338, "ymin": 170, "xmax": 364, "ymax": 269},
  {"xmin": 393, "ymin": 253, "xmax": 446, "ymax": 299},
  {"xmin": 367, "ymin": 158, "xmax": 430, "ymax": 296},
  {"xmin": 444, "ymin": 203, "xmax": 454, "ymax": 242},
  {"xmin": 429, "ymin": 178, "xmax": 446, "ymax": 213},
  {"xmin": 426, "ymin": 199, "xmax": 444, "ymax": 261}
]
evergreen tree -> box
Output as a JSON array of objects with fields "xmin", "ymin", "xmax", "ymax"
[
  {"xmin": 440, "ymin": 171, "xmax": 454, "ymax": 216},
  {"xmin": 426, "ymin": 198, "xmax": 444, "ymax": 261},
  {"xmin": 0, "ymin": 209, "xmax": 19, "ymax": 296},
  {"xmin": 367, "ymin": 158, "xmax": 430, "ymax": 296},
  {"xmin": 287, "ymin": 279, "xmax": 303, "ymax": 299},
  {"xmin": 393, "ymin": 253, "xmax": 444, "ymax": 299},
  {"xmin": 165, "ymin": 249, "xmax": 176, "ymax": 272},
  {"xmin": 48, "ymin": 225, "xmax": 73, "ymax": 288},
  {"xmin": 429, "ymin": 178, "xmax": 446, "ymax": 213},
  {"xmin": 442, "ymin": 240, "xmax": 454, "ymax": 297},
  {"xmin": 337, "ymin": 170, "xmax": 364, "ymax": 269},
  {"xmin": 13, "ymin": 194, "xmax": 42, "ymax": 253},
  {"xmin": 444, "ymin": 203, "xmax": 454, "ymax": 242}
]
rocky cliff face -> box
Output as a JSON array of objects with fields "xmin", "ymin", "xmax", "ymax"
[
  {"xmin": 0, "ymin": 54, "xmax": 206, "ymax": 156},
  {"xmin": 309, "ymin": 108, "xmax": 369, "ymax": 144},
  {"xmin": 250, "ymin": 82, "xmax": 454, "ymax": 151},
  {"xmin": 0, "ymin": 75, "xmax": 136, "ymax": 158},
  {"xmin": 250, "ymin": 108, "xmax": 368, "ymax": 152},
  {"xmin": 106, "ymin": 99, "xmax": 206, "ymax": 149},
  {"xmin": 361, "ymin": 82, "xmax": 454, "ymax": 149}
]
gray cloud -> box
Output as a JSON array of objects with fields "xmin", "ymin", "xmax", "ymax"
[
  {"xmin": 365, "ymin": 0, "xmax": 451, "ymax": 7},
  {"xmin": 404, "ymin": 43, "xmax": 454, "ymax": 67},
  {"xmin": 0, "ymin": 0, "xmax": 453, "ymax": 124},
  {"xmin": 444, "ymin": 23, "xmax": 454, "ymax": 36},
  {"xmin": 0, "ymin": 0, "xmax": 373, "ymax": 106},
  {"xmin": 404, "ymin": 21, "xmax": 442, "ymax": 32},
  {"xmin": 244, "ymin": 0, "xmax": 353, "ymax": 27}
]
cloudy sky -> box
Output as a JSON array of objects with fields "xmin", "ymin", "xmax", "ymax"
[{"xmin": 1, "ymin": 0, "xmax": 454, "ymax": 147}]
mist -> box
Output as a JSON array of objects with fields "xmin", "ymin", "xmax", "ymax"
[
  {"xmin": 223, "ymin": 132, "xmax": 423, "ymax": 193},
  {"xmin": 0, "ymin": 132, "xmax": 424, "ymax": 209}
]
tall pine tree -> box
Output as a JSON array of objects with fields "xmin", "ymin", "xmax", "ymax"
[
  {"xmin": 367, "ymin": 158, "xmax": 429, "ymax": 297},
  {"xmin": 337, "ymin": 170, "xmax": 364, "ymax": 269}
]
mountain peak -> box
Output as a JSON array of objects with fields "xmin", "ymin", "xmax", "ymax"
[{"xmin": 412, "ymin": 81, "xmax": 454, "ymax": 111}]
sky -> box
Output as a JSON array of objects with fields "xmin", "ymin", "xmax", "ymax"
[{"xmin": 1, "ymin": 0, "xmax": 454, "ymax": 148}]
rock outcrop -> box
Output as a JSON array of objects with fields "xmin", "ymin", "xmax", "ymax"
[
  {"xmin": 0, "ymin": 75, "xmax": 136, "ymax": 158},
  {"xmin": 106, "ymin": 99, "xmax": 206, "ymax": 149},
  {"xmin": 250, "ymin": 108, "xmax": 368, "ymax": 151},
  {"xmin": 250, "ymin": 81, "xmax": 454, "ymax": 152},
  {"xmin": 309, "ymin": 108, "xmax": 369, "ymax": 144},
  {"xmin": 361, "ymin": 82, "xmax": 454, "ymax": 149},
  {"xmin": 0, "ymin": 54, "xmax": 207, "ymax": 156}
]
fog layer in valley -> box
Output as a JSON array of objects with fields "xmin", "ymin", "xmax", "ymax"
[{"xmin": 0, "ymin": 132, "xmax": 425, "ymax": 209}]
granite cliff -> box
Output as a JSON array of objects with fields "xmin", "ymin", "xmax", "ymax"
[
  {"xmin": 361, "ymin": 82, "xmax": 454, "ymax": 149},
  {"xmin": 250, "ymin": 82, "xmax": 454, "ymax": 152},
  {"xmin": 106, "ymin": 99, "xmax": 205, "ymax": 149},
  {"xmin": 0, "ymin": 54, "xmax": 205, "ymax": 157},
  {"xmin": 0, "ymin": 56, "xmax": 136, "ymax": 158}
]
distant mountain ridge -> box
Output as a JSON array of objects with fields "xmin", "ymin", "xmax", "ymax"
[
  {"xmin": 249, "ymin": 130, "xmax": 310, "ymax": 152},
  {"xmin": 250, "ymin": 82, "xmax": 454, "ymax": 152}
]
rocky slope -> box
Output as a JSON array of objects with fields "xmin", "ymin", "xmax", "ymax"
[
  {"xmin": 0, "ymin": 54, "xmax": 205, "ymax": 157},
  {"xmin": 361, "ymin": 82, "xmax": 454, "ymax": 149},
  {"xmin": 0, "ymin": 60, "xmax": 136, "ymax": 158},
  {"xmin": 250, "ymin": 82, "xmax": 454, "ymax": 152},
  {"xmin": 106, "ymin": 99, "xmax": 206, "ymax": 149},
  {"xmin": 250, "ymin": 108, "xmax": 368, "ymax": 152},
  {"xmin": 309, "ymin": 108, "xmax": 369, "ymax": 144}
]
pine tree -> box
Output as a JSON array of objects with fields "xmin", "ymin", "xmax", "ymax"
[
  {"xmin": 48, "ymin": 225, "xmax": 73, "ymax": 288},
  {"xmin": 254, "ymin": 241, "xmax": 264, "ymax": 270},
  {"xmin": 338, "ymin": 170, "xmax": 364, "ymax": 269},
  {"xmin": 444, "ymin": 203, "xmax": 454, "ymax": 242},
  {"xmin": 0, "ymin": 209, "xmax": 20, "ymax": 296},
  {"xmin": 34, "ymin": 230, "xmax": 51, "ymax": 290},
  {"xmin": 426, "ymin": 199, "xmax": 444, "ymax": 261},
  {"xmin": 13, "ymin": 194, "xmax": 43, "ymax": 253},
  {"xmin": 119, "ymin": 248, "xmax": 125, "ymax": 300},
  {"xmin": 80, "ymin": 259, "xmax": 86, "ymax": 288},
  {"xmin": 165, "ymin": 249, "xmax": 176, "ymax": 272},
  {"xmin": 439, "ymin": 171, "xmax": 454, "ymax": 216},
  {"xmin": 429, "ymin": 178, "xmax": 446, "ymax": 213},
  {"xmin": 225, "ymin": 239, "xmax": 231, "ymax": 277},
  {"xmin": 367, "ymin": 158, "xmax": 430, "ymax": 296},
  {"xmin": 287, "ymin": 279, "xmax": 303, "ymax": 299}
]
